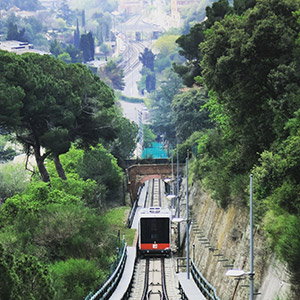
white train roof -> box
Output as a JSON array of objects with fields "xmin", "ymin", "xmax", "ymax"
[{"xmin": 139, "ymin": 207, "xmax": 171, "ymax": 218}]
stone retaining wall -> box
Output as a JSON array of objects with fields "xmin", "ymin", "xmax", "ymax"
[{"xmin": 178, "ymin": 179, "xmax": 292, "ymax": 300}]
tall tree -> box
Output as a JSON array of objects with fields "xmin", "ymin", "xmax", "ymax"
[
  {"xmin": 200, "ymin": 0, "xmax": 300, "ymax": 168},
  {"xmin": 57, "ymin": 0, "xmax": 74, "ymax": 26},
  {"xmin": 149, "ymin": 69, "xmax": 182, "ymax": 145},
  {"xmin": 49, "ymin": 39, "xmax": 63, "ymax": 57},
  {"xmin": 174, "ymin": 0, "xmax": 249, "ymax": 87},
  {"xmin": 174, "ymin": 22, "xmax": 206, "ymax": 87},
  {"xmin": 171, "ymin": 87, "xmax": 213, "ymax": 141},
  {"xmin": 79, "ymin": 31, "xmax": 95, "ymax": 62},
  {"xmin": 233, "ymin": 0, "xmax": 256, "ymax": 15},
  {"xmin": 6, "ymin": 22, "xmax": 27, "ymax": 42},
  {"xmin": 0, "ymin": 51, "xmax": 116, "ymax": 182},
  {"xmin": 139, "ymin": 48, "xmax": 155, "ymax": 71},
  {"xmin": 98, "ymin": 60, "xmax": 125, "ymax": 90}
]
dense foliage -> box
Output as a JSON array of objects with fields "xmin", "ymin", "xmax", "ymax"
[
  {"xmin": 0, "ymin": 146, "xmax": 126, "ymax": 298},
  {"xmin": 147, "ymin": 0, "xmax": 300, "ymax": 289},
  {"xmin": 138, "ymin": 48, "xmax": 156, "ymax": 94},
  {"xmin": 98, "ymin": 60, "xmax": 125, "ymax": 91},
  {"xmin": 0, "ymin": 48, "xmax": 137, "ymax": 297},
  {"xmin": 0, "ymin": 51, "xmax": 123, "ymax": 183}
]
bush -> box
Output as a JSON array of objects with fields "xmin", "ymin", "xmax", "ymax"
[
  {"xmin": 0, "ymin": 244, "xmax": 54, "ymax": 300},
  {"xmin": 50, "ymin": 258, "xmax": 104, "ymax": 300},
  {"xmin": 0, "ymin": 163, "xmax": 29, "ymax": 202},
  {"xmin": 78, "ymin": 144, "xmax": 123, "ymax": 206}
]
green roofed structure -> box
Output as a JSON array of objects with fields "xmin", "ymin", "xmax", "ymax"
[{"xmin": 141, "ymin": 142, "xmax": 168, "ymax": 159}]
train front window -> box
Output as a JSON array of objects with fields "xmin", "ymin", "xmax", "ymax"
[{"xmin": 141, "ymin": 218, "xmax": 170, "ymax": 244}]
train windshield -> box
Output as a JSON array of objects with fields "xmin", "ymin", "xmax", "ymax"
[{"xmin": 140, "ymin": 217, "xmax": 170, "ymax": 244}]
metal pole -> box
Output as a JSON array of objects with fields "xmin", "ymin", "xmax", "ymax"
[
  {"xmin": 177, "ymin": 145, "xmax": 180, "ymax": 208},
  {"xmin": 250, "ymin": 174, "xmax": 254, "ymax": 300},
  {"xmin": 171, "ymin": 149, "xmax": 174, "ymax": 195},
  {"xmin": 177, "ymin": 145, "xmax": 180, "ymax": 248},
  {"xmin": 186, "ymin": 155, "xmax": 190, "ymax": 279}
]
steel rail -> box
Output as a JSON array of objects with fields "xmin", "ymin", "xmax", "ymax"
[
  {"xmin": 141, "ymin": 258, "xmax": 150, "ymax": 300},
  {"xmin": 158, "ymin": 178, "xmax": 162, "ymax": 207},
  {"xmin": 161, "ymin": 258, "xmax": 169, "ymax": 300},
  {"xmin": 150, "ymin": 178, "xmax": 155, "ymax": 207}
]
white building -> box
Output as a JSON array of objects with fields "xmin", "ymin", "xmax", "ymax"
[{"xmin": 0, "ymin": 40, "xmax": 51, "ymax": 55}]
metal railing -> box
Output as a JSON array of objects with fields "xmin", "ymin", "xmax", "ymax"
[
  {"xmin": 191, "ymin": 260, "xmax": 220, "ymax": 300},
  {"xmin": 85, "ymin": 243, "xmax": 128, "ymax": 300},
  {"xmin": 128, "ymin": 184, "xmax": 144, "ymax": 228},
  {"xmin": 128, "ymin": 199, "xmax": 138, "ymax": 228}
]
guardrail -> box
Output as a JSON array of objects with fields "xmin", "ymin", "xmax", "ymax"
[
  {"xmin": 191, "ymin": 260, "xmax": 220, "ymax": 300},
  {"xmin": 127, "ymin": 199, "xmax": 138, "ymax": 228},
  {"xmin": 85, "ymin": 243, "xmax": 128, "ymax": 300}
]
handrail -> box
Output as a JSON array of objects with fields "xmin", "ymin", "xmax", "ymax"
[
  {"xmin": 191, "ymin": 260, "xmax": 220, "ymax": 300},
  {"xmin": 128, "ymin": 199, "xmax": 138, "ymax": 228},
  {"xmin": 128, "ymin": 183, "xmax": 144, "ymax": 227},
  {"xmin": 86, "ymin": 243, "xmax": 128, "ymax": 300}
]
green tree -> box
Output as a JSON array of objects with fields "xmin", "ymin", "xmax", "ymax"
[
  {"xmin": 58, "ymin": 52, "xmax": 71, "ymax": 63},
  {"xmin": 143, "ymin": 124, "xmax": 156, "ymax": 148},
  {"xmin": 233, "ymin": 0, "xmax": 256, "ymax": 14},
  {"xmin": 14, "ymin": 255, "xmax": 54, "ymax": 299},
  {"xmin": 99, "ymin": 43, "xmax": 111, "ymax": 60},
  {"xmin": 92, "ymin": 12, "xmax": 112, "ymax": 43},
  {"xmin": 139, "ymin": 48, "xmax": 155, "ymax": 71},
  {"xmin": 65, "ymin": 44, "xmax": 82, "ymax": 62},
  {"xmin": 205, "ymin": 0, "xmax": 232, "ymax": 28},
  {"xmin": 57, "ymin": 0, "xmax": 74, "ymax": 26},
  {"xmin": 98, "ymin": 59, "xmax": 125, "ymax": 91},
  {"xmin": 0, "ymin": 244, "xmax": 54, "ymax": 299},
  {"xmin": 174, "ymin": 22, "xmax": 206, "ymax": 87},
  {"xmin": 200, "ymin": 0, "xmax": 300, "ymax": 169},
  {"xmin": 0, "ymin": 51, "xmax": 116, "ymax": 182},
  {"xmin": 174, "ymin": 0, "xmax": 233, "ymax": 87},
  {"xmin": 6, "ymin": 22, "xmax": 27, "ymax": 42},
  {"xmin": 0, "ymin": 163, "xmax": 29, "ymax": 202},
  {"xmin": 51, "ymin": 258, "xmax": 103, "ymax": 300},
  {"xmin": 104, "ymin": 114, "xmax": 138, "ymax": 164},
  {"xmin": 78, "ymin": 144, "xmax": 123, "ymax": 203},
  {"xmin": 80, "ymin": 31, "xmax": 95, "ymax": 62},
  {"xmin": 149, "ymin": 69, "xmax": 182, "ymax": 145},
  {"xmin": 171, "ymin": 87, "xmax": 213, "ymax": 141},
  {"xmin": 0, "ymin": 243, "xmax": 19, "ymax": 299},
  {"xmin": 49, "ymin": 39, "xmax": 63, "ymax": 57}
]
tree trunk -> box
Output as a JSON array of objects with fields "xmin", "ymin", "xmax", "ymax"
[
  {"xmin": 53, "ymin": 154, "xmax": 67, "ymax": 180},
  {"xmin": 33, "ymin": 145, "xmax": 50, "ymax": 183}
]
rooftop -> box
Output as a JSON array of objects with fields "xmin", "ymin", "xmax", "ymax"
[{"xmin": 0, "ymin": 40, "xmax": 51, "ymax": 55}]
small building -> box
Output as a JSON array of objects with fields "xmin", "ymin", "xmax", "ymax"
[{"xmin": 0, "ymin": 40, "xmax": 51, "ymax": 55}]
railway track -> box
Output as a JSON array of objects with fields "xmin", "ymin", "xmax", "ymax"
[
  {"xmin": 142, "ymin": 258, "xmax": 168, "ymax": 300},
  {"xmin": 145, "ymin": 179, "xmax": 166, "ymax": 208},
  {"xmin": 130, "ymin": 257, "xmax": 180, "ymax": 300},
  {"xmin": 130, "ymin": 178, "xmax": 180, "ymax": 300}
]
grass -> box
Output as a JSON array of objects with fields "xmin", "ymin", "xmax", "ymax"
[{"xmin": 102, "ymin": 206, "xmax": 136, "ymax": 246}]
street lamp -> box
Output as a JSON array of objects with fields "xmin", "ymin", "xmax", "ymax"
[{"xmin": 225, "ymin": 174, "xmax": 254, "ymax": 300}]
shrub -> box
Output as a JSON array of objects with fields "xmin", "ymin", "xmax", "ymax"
[{"xmin": 50, "ymin": 258, "xmax": 104, "ymax": 300}]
